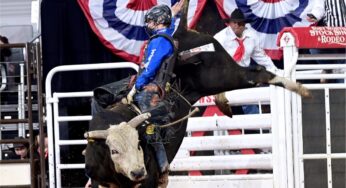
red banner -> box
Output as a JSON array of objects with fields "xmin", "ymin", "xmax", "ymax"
[{"xmin": 277, "ymin": 27, "xmax": 346, "ymax": 49}]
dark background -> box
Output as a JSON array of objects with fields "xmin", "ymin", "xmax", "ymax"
[{"xmin": 302, "ymin": 90, "xmax": 346, "ymax": 188}]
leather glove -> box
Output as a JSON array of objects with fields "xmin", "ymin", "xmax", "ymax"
[{"xmin": 127, "ymin": 86, "xmax": 136, "ymax": 104}]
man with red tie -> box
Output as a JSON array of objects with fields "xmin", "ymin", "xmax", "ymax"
[{"xmin": 214, "ymin": 8, "xmax": 279, "ymax": 114}]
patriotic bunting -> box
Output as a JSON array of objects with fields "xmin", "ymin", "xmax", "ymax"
[{"xmin": 78, "ymin": 0, "xmax": 313, "ymax": 61}]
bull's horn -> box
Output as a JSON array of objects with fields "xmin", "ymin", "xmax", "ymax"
[
  {"xmin": 84, "ymin": 130, "xmax": 108, "ymax": 139},
  {"xmin": 128, "ymin": 113, "xmax": 151, "ymax": 128}
]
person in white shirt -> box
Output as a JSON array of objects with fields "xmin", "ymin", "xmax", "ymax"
[
  {"xmin": 214, "ymin": 8, "xmax": 279, "ymax": 114},
  {"xmin": 307, "ymin": 0, "xmax": 345, "ymax": 83},
  {"xmin": 307, "ymin": 0, "xmax": 345, "ymax": 27}
]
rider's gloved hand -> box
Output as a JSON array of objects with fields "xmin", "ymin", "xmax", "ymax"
[{"xmin": 126, "ymin": 86, "xmax": 136, "ymax": 104}]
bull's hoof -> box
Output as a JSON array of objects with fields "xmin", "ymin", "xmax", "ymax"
[
  {"xmin": 214, "ymin": 93, "xmax": 233, "ymax": 118},
  {"xmin": 298, "ymin": 84, "xmax": 311, "ymax": 98}
]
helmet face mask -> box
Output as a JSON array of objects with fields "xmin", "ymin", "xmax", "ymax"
[{"xmin": 144, "ymin": 21, "xmax": 156, "ymax": 36}]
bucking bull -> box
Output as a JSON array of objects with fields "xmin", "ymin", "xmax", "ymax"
[{"xmin": 83, "ymin": 0, "xmax": 311, "ymax": 187}]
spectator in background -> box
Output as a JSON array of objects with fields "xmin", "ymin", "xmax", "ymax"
[
  {"xmin": 0, "ymin": 35, "xmax": 12, "ymax": 62},
  {"xmin": 35, "ymin": 134, "xmax": 49, "ymax": 186},
  {"xmin": 1, "ymin": 35, "xmax": 12, "ymax": 91},
  {"xmin": 307, "ymin": 0, "xmax": 346, "ymax": 83},
  {"xmin": 0, "ymin": 34, "xmax": 17, "ymax": 91},
  {"xmin": 36, "ymin": 134, "xmax": 48, "ymax": 159},
  {"xmin": 307, "ymin": 0, "xmax": 345, "ymax": 27},
  {"xmin": 13, "ymin": 137, "xmax": 39, "ymax": 160},
  {"xmin": 214, "ymin": 9, "xmax": 280, "ymax": 114},
  {"xmin": 13, "ymin": 137, "xmax": 30, "ymax": 160}
]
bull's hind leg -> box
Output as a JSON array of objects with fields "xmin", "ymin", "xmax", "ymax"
[
  {"xmin": 214, "ymin": 67, "xmax": 311, "ymax": 117},
  {"xmin": 249, "ymin": 66, "xmax": 311, "ymax": 97},
  {"xmin": 268, "ymin": 76, "xmax": 311, "ymax": 97}
]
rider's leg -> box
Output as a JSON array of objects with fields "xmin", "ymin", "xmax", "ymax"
[
  {"xmin": 135, "ymin": 90, "xmax": 170, "ymax": 174},
  {"xmin": 150, "ymin": 140, "xmax": 169, "ymax": 173},
  {"xmin": 145, "ymin": 124, "xmax": 169, "ymax": 174}
]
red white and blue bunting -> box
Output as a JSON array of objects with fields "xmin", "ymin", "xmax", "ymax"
[{"xmin": 78, "ymin": 0, "xmax": 313, "ymax": 62}]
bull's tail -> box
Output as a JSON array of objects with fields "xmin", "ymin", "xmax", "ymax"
[{"xmin": 215, "ymin": 75, "xmax": 311, "ymax": 118}]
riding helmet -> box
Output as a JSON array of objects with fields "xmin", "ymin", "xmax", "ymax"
[{"xmin": 144, "ymin": 4, "xmax": 172, "ymax": 26}]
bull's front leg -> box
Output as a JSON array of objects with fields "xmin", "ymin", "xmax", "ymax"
[{"xmin": 214, "ymin": 93, "xmax": 233, "ymax": 118}]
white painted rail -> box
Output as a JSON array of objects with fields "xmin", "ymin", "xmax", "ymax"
[
  {"xmin": 45, "ymin": 63, "xmax": 274, "ymax": 188},
  {"xmin": 179, "ymin": 134, "xmax": 272, "ymax": 151},
  {"xmin": 194, "ymin": 87, "xmax": 270, "ymax": 106},
  {"xmin": 171, "ymin": 154, "xmax": 272, "ymax": 171},
  {"xmin": 186, "ymin": 114, "xmax": 271, "ymax": 131},
  {"xmin": 45, "ymin": 63, "xmax": 139, "ymax": 188},
  {"xmin": 168, "ymin": 175, "xmax": 273, "ymax": 188}
]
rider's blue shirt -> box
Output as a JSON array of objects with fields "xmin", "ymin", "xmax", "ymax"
[{"xmin": 135, "ymin": 20, "xmax": 175, "ymax": 90}]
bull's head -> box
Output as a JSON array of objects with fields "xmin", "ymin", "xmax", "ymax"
[{"xmin": 84, "ymin": 113, "xmax": 150, "ymax": 181}]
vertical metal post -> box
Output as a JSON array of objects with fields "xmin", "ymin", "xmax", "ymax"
[
  {"xmin": 0, "ymin": 64, "xmax": 7, "ymax": 91},
  {"xmin": 25, "ymin": 42, "xmax": 36, "ymax": 188},
  {"xmin": 279, "ymin": 32, "xmax": 299, "ymax": 188},
  {"xmin": 35, "ymin": 40, "xmax": 46, "ymax": 188},
  {"xmin": 53, "ymin": 98, "xmax": 63, "ymax": 188},
  {"xmin": 295, "ymin": 96, "xmax": 305, "ymax": 188},
  {"xmin": 324, "ymin": 88, "xmax": 333, "ymax": 188},
  {"xmin": 46, "ymin": 96, "xmax": 56, "ymax": 188},
  {"xmin": 18, "ymin": 63, "xmax": 26, "ymax": 137},
  {"xmin": 0, "ymin": 120, "xmax": 2, "ymax": 160}
]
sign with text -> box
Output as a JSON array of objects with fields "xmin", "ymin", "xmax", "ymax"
[
  {"xmin": 193, "ymin": 96, "xmax": 215, "ymax": 107},
  {"xmin": 278, "ymin": 27, "xmax": 346, "ymax": 49}
]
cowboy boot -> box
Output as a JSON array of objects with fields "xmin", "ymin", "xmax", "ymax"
[
  {"xmin": 150, "ymin": 142, "xmax": 169, "ymax": 174},
  {"xmin": 145, "ymin": 124, "xmax": 169, "ymax": 174}
]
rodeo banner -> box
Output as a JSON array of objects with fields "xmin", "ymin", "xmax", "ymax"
[{"xmin": 278, "ymin": 27, "xmax": 346, "ymax": 48}]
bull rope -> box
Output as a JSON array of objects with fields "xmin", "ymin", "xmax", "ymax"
[
  {"xmin": 157, "ymin": 83, "xmax": 199, "ymax": 128},
  {"xmin": 160, "ymin": 107, "xmax": 199, "ymax": 128},
  {"xmin": 169, "ymin": 85, "xmax": 192, "ymax": 107}
]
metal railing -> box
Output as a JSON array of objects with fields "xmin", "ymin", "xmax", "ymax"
[
  {"xmin": 0, "ymin": 38, "xmax": 43, "ymax": 188},
  {"xmin": 44, "ymin": 62, "xmax": 139, "ymax": 188}
]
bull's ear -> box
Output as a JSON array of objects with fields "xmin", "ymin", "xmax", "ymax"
[
  {"xmin": 84, "ymin": 130, "xmax": 108, "ymax": 139},
  {"xmin": 128, "ymin": 113, "xmax": 151, "ymax": 128}
]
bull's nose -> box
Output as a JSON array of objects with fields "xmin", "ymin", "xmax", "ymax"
[{"xmin": 130, "ymin": 167, "xmax": 145, "ymax": 179}]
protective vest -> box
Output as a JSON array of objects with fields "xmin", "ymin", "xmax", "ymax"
[{"xmin": 138, "ymin": 33, "xmax": 178, "ymax": 95}]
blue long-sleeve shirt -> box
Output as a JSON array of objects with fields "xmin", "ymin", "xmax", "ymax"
[{"xmin": 135, "ymin": 20, "xmax": 176, "ymax": 90}]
